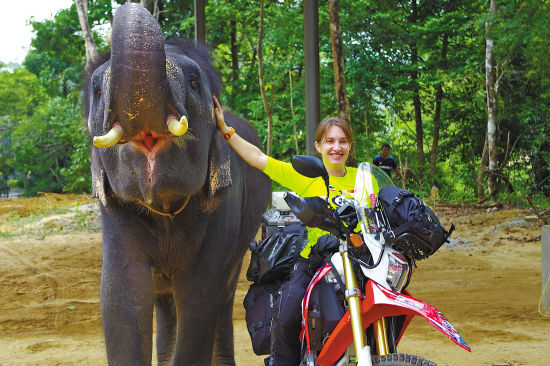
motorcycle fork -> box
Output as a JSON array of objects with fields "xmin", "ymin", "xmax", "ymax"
[
  {"xmin": 341, "ymin": 239, "xmax": 392, "ymax": 360},
  {"xmin": 373, "ymin": 318, "xmax": 390, "ymax": 356},
  {"xmin": 340, "ymin": 241, "xmax": 367, "ymax": 357}
]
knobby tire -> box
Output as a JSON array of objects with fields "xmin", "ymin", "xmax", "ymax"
[{"xmin": 373, "ymin": 353, "xmax": 437, "ymax": 366}]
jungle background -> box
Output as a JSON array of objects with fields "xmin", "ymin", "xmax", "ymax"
[
  {"xmin": 1, "ymin": 1, "xmax": 550, "ymax": 366},
  {"xmin": 0, "ymin": 0, "xmax": 549, "ymax": 207}
]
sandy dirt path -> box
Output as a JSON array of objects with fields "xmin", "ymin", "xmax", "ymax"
[{"xmin": 0, "ymin": 195, "xmax": 548, "ymax": 365}]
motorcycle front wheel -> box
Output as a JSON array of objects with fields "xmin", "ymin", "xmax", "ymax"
[{"xmin": 373, "ymin": 353, "xmax": 437, "ymax": 366}]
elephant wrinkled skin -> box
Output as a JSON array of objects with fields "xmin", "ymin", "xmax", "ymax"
[{"xmin": 82, "ymin": 4, "xmax": 270, "ymax": 365}]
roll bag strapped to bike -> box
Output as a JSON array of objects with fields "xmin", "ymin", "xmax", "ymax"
[
  {"xmin": 246, "ymin": 222, "xmax": 307, "ymax": 284},
  {"xmin": 377, "ymin": 185, "xmax": 454, "ymax": 260}
]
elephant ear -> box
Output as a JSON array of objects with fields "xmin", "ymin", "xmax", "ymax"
[
  {"xmin": 207, "ymin": 130, "xmax": 232, "ymax": 198},
  {"xmin": 91, "ymin": 148, "xmax": 108, "ymax": 207}
]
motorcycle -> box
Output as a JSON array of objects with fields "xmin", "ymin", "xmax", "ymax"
[{"xmin": 283, "ymin": 155, "xmax": 470, "ymax": 366}]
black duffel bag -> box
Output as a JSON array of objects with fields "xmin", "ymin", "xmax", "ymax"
[
  {"xmin": 243, "ymin": 223, "xmax": 307, "ymax": 355},
  {"xmin": 378, "ymin": 185, "xmax": 454, "ymax": 260},
  {"xmin": 243, "ymin": 281, "xmax": 281, "ymax": 355}
]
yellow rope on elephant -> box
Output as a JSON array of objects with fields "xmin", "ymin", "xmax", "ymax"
[{"xmin": 138, "ymin": 195, "xmax": 191, "ymax": 219}]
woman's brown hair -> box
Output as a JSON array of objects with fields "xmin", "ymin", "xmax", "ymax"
[
  {"xmin": 314, "ymin": 116, "xmax": 354, "ymax": 146},
  {"xmin": 314, "ymin": 116, "xmax": 356, "ymax": 166}
]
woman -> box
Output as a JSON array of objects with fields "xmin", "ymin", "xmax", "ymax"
[{"xmin": 213, "ymin": 95, "xmax": 357, "ymax": 366}]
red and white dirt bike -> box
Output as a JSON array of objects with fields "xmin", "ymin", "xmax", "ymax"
[{"xmin": 284, "ymin": 155, "xmax": 470, "ymax": 366}]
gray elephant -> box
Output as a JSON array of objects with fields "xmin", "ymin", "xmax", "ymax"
[{"xmin": 83, "ymin": 4, "xmax": 270, "ymax": 365}]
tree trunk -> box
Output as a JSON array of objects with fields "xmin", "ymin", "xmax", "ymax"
[
  {"xmin": 364, "ymin": 110, "xmax": 368, "ymax": 147},
  {"xmin": 230, "ymin": 20, "xmax": 239, "ymax": 82},
  {"xmin": 289, "ymin": 68, "xmax": 299, "ymax": 154},
  {"xmin": 328, "ymin": 0, "xmax": 356, "ymax": 166},
  {"xmin": 328, "ymin": 0, "xmax": 350, "ymax": 123},
  {"xmin": 139, "ymin": 0, "xmax": 157, "ymax": 17},
  {"xmin": 477, "ymin": 131, "xmax": 489, "ymax": 199},
  {"xmin": 429, "ymin": 33, "xmax": 449, "ymax": 181},
  {"xmin": 152, "ymin": 0, "xmax": 160, "ymax": 20},
  {"xmin": 486, "ymin": 0, "xmax": 498, "ymax": 196},
  {"xmin": 410, "ymin": 0, "xmax": 424, "ymax": 167},
  {"xmin": 74, "ymin": 0, "xmax": 99, "ymax": 72},
  {"xmin": 257, "ymin": 0, "xmax": 273, "ymax": 156}
]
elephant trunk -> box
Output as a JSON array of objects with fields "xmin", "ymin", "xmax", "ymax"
[{"xmin": 109, "ymin": 4, "xmax": 168, "ymax": 138}]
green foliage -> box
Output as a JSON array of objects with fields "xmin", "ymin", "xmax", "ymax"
[
  {"xmin": 11, "ymin": 98, "xmax": 90, "ymax": 195},
  {"xmin": 23, "ymin": 6, "xmax": 86, "ymax": 101},
  {"xmin": 0, "ymin": 65, "xmax": 45, "ymax": 118},
  {"xmin": 484, "ymin": 0, "xmax": 550, "ymax": 198},
  {"xmin": 0, "ymin": 65, "xmax": 46, "ymax": 196},
  {"xmin": 0, "ymin": 0, "xmax": 547, "ymax": 208},
  {"xmin": 0, "ymin": 66, "xmax": 90, "ymax": 197}
]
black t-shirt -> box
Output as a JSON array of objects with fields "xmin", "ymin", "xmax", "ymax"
[{"xmin": 373, "ymin": 155, "xmax": 397, "ymax": 177}]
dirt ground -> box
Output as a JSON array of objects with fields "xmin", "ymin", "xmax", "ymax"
[{"xmin": 0, "ymin": 194, "xmax": 549, "ymax": 366}]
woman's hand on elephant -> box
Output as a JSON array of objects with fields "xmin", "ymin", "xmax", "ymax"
[
  {"xmin": 211, "ymin": 94, "xmax": 267, "ymax": 171},
  {"xmin": 212, "ymin": 94, "xmax": 231, "ymax": 135}
]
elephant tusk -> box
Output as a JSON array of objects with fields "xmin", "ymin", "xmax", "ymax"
[
  {"xmin": 93, "ymin": 124, "xmax": 123, "ymax": 148},
  {"xmin": 168, "ymin": 115, "xmax": 188, "ymax": 136}
]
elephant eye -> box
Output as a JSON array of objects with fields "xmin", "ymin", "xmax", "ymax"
[
  {"xmin": 190, "ymin": 79, "xmax": 199, "ymax": 89},
  {"xmin": 92, "ymin": 78, "xmax": 102, "ymax": 98}
]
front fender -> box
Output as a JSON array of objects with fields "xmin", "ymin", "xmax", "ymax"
[{"xmin": 316, "ymin": 280, "xmax": 470, "ymax": 366}]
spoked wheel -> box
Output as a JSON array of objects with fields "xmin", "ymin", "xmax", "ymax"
[{"xmin": 373, "ymin": 353, "xmax": 437, "ymax": 366}]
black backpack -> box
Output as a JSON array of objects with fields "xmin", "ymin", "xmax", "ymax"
[{"xmin": 378, "ymin": 185, "xmax": 454, "ymax": 260}]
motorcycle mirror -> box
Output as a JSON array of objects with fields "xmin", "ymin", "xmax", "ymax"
[{"xmin": 291, "ymin": 155, "xmax": 330, "ymax": 199}]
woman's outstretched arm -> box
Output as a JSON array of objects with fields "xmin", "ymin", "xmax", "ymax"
[{"xmin": 213, "ymin": 94, "xmax": 268, "ymax": 171}]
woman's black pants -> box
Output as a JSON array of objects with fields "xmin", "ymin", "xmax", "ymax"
[{"xmin": 267, "ymin": 260, "xmax": 312, "ymax": 366}]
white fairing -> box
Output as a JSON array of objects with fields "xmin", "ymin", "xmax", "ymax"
[
  {"xmin": 335, "ymin": 161, "xmax": 410, "ymax": 291},
  {"xmin": 272, "ymin": 191, "xmax": 295, "ymax": 211},
  {"xmin": 330, "ymin": 242, "xmax": 407, "ymax": 292},
  {"xmin": 361, "ymin": 233, "xmax": 409, "ymax": 291},
  {"xmin": 330, "ymin": 252, "xmax": 344, "ymax": 277}
]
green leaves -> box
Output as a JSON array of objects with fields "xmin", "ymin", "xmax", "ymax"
[
  {"xmin": 10, "ymin": 98, "xmax": 90, "ymax": 195},
  {"xmin": 0, "ymin": 64, "xmax": 90, "ymax": 196},
  {"xmin": 0, "ymin": 0, "xmax": 546, "ymax": 205}
]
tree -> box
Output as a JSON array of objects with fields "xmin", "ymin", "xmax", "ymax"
[
  {"xmin": 74, "ymin": 0, "xmax": 99, "ymax": 72},
  {"xmin": 486, "ymin": 0, "xmax": 550, "ymax": 198},
  {"xmin": 328, "ymin": 0, "xmax": 356, "ymax": 165},
  {"xmin": 207, "ymin": 0, "xmax": 307, "ymax": 160},
  {"xmin": 0, "ymin": 65, "xmax": 45, "ymax": 196},
  {"xmin": 11, "ymin": 98, "xmax": 88, "ymax": 195},
  {"xmin": 257, "ymin": 0, "xmax": 274, "ymax": 156},
  {"xmin": 24, "ymin": 6, "xmax": 87, "ymax": 101},
  {"xmin": 485, "ymin": 0, "xmax": 498, "ymax": 196},
  {"xmin": 328, "ymin": 0, "xmax": 350, "ymax": 123},
  {"xmin": 288, "ymin": 67, "xmax": 300, "ymax": 155},
  {"xmin": 428, "ymin": 33, "xmax": 448, "ymax": 181},
  {"xmin": 0, "ymin": 0, "xmax": 545, "ymax": 203},
  {"xmin": 409, "ymin": 0, "xmax": 425, "ymax": 168}
]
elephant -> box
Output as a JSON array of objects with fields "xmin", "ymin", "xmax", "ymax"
[{"xmin": 82, "ymin": 4, "xmax": 270, "ymax": 365}]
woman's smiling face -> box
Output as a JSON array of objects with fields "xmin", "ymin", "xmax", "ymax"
[{"xmin": 314, "ymin": 125, "xmax": 351, "ymax": 174}]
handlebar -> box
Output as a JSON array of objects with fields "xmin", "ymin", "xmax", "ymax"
[{"xmin": 283, "ymin": 193, "xmax": 344, "ymax": 238}]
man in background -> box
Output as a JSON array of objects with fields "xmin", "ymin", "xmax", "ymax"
[{"xmin": 373, "ymin": 144, "xmax": 406, "ymax": 187}]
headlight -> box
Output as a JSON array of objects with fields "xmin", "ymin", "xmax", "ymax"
[{"xmin": 386, "ymin": 254, "xmax": 409, "ymax": 291}]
